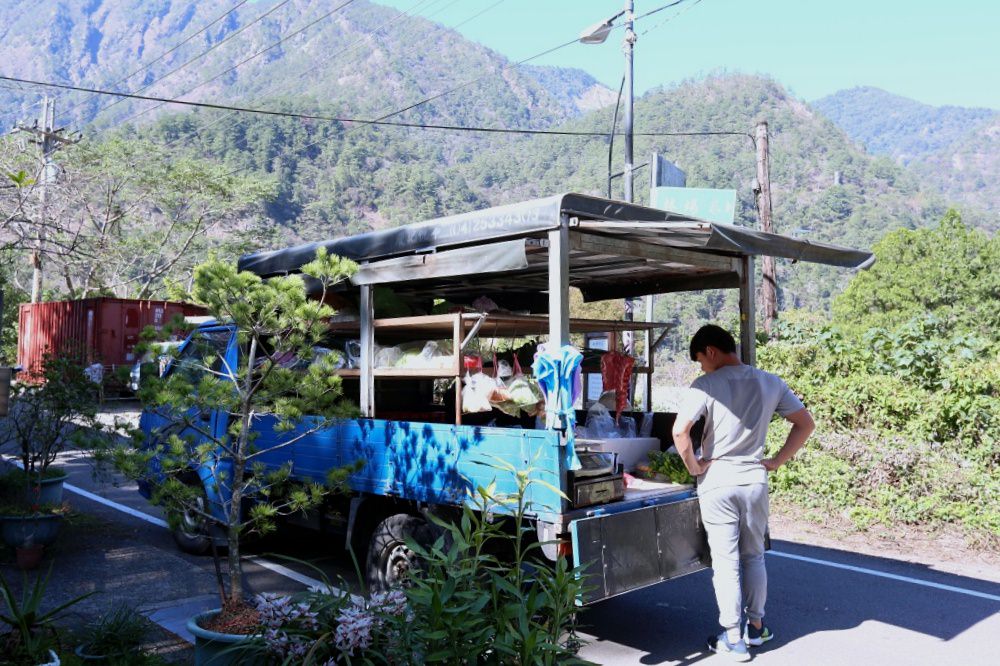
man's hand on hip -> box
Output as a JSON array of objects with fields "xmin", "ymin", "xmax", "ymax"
[{"xmin": 761, "ymin": 457, "xmax": 781, "ymax": 472}]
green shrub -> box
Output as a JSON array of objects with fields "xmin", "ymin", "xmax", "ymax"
[{"xmin": 240, "ymin": 465, "xmax": 588, "ymax": 665}]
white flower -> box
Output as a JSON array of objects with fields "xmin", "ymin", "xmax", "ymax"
[{"xmin": 334, "ymin": 605, "xmax": 375, "ymax": 655}]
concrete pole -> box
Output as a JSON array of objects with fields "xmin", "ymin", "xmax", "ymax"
[{"xmin": 31, "ymin": 96, "xmax": 54, "ymax": 303}]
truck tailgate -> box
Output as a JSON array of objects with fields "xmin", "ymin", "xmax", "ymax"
[{"xmin": 570, "ymin": 493, "xmax": 709, "ymax": 604}]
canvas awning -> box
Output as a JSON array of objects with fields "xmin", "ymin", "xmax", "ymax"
[{"xmin": 238, "ymin": 193, "xmax": 873, "ymax": 309}]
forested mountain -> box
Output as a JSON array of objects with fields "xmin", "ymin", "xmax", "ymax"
[
  {"xmin": 813, "ymin": 87, "xmax": 997, "ymax": 164},
  {"xmin": 0, "ymin": 0, "xmax": 613, "ymax": 131}
]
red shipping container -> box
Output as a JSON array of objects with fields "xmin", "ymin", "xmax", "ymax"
[{"xmin": 17, "ymin": 298, "xmax": 207, "ymax": 380}]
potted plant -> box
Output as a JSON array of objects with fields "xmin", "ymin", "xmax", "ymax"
[
  {"xmin": 0, "ymin": 353, "xmax": 103, "ymax": 503},
  {"xmin": 75, "ymin": 603, "xmax": 151, "ymax": 663},
  {"xmin": 108, "ymin": 250, "xmax": 359, "ymax": 664},
  {"xmin": 0, "ymin": 354, "xmax": 102, "ymax": 551}
]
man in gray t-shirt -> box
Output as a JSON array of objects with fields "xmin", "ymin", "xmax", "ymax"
[{"xmin": 673, "ymin": 325, "xmax": 814, "ymax": 662}]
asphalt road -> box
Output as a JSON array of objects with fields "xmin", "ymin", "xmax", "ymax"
[
  {"xmin": 574, "ymin": 540, "xmax": 1000, "ymax": 665},
  {"xmin": 34, "ymin": 448, "xmax": 1000, "ymax": 666}
]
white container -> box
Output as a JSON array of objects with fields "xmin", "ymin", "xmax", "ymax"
[{"xmin": 576, "ymin": 437, "xmax": 661, "ymax": 472}]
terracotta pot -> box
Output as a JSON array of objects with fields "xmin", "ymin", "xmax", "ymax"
[{"xmin": 15, "ymin": 543, "xmax": 44, "ymax": 570}]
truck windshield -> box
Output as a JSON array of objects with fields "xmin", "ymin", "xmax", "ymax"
[{"xmin": 169, "ymin": 329, "xmax": 233, "ymax": 383}]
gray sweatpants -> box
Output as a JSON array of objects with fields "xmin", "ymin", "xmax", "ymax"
[{"xmin": 699, "ymin": 483, "xmax": 769, "ymax": 633}]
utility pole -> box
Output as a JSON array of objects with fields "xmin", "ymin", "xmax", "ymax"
[
  {"xmin": 14, "ymin": 96, "xmax": 79, "ymax": 302},
  {"xmin": 755, "ymin": 120, "xmax": 778, "ymax": 337},
  {"xmin": 623, "ymin": 0, "xmax": 635, "ymax": 204}
]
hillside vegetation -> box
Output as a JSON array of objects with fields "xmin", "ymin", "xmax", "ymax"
[
  {"xmin": 760, "ymin": 212, "xmax": 1000, "ymax": 543},
  {"xmin": 140, "ymin": 75, "xmax": 964, "ymax": 317}
]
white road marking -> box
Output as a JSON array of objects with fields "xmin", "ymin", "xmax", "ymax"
[
  {"xmin": 65, "ymin": 482, "xmax": 169, "ymax": 528},
  {"xmin": 769, "ymin": 550, "xmax": 1000, "ymax": 603}
]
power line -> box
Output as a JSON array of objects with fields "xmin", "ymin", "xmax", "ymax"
[
  {"xmin": 368, "ymin": 0, "xmax": 692, "ymax": 125},
  {"xmin": 58, "ymin": 0, "xmax": 252, "ymax": 122},
  {"xmin": 640, "ymin": 0, "xmax": 705, "ymax": 36},
  {"xmin": 449, "ymin": 0, "xmax": 506, "ymax": 31},
  {"xmin": 106, "ymin": 0, "xmax": 359, "ymax": 131},
  {"xmin": 0, "ymin": 74, "xmax": 752, "ymax": 140},
  {"xmin": 635, "ymin": 0, "xmax": 691, "ymax": 22},
  {"xmin": 91, "ymin": 0, "xmax": 294, "ymax": 120}
]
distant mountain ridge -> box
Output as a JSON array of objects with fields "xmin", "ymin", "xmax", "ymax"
[
  {"xmin": 813, "ymin": 86, "xmax": 997, "ymax": 164},
  {"xmin": 815, "ymin": 87, "xmax": 1000, "ymax": 218}
]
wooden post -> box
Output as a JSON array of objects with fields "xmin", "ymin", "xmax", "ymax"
[
  {"xmin": 755, "ymin": 121, "xmax": 778, "ymax": 337},
  {"xmin": 739, "ymin": 256, "xmax": 757, "ymax": 367},
  {"xmin": 453, "ymin": 315, "xmax": 462, "ymax": 425}
]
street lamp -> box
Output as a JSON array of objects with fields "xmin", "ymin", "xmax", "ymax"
[{"xmin": 579, "ymin": 1, "xmax": 635, "ymax": 203}]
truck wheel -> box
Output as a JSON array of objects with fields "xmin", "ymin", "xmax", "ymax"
[
  {"xmin": 170, "ymin": 494, "xmax": 212, "ymax": 555},
  {"xmin": 366, "ymin": 513, "xmax": 433, "ymax": 592}
]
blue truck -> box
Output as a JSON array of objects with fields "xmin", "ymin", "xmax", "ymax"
[{"xmin": 140, "ymin": 193, "xmax": 872, "ymax": 603}]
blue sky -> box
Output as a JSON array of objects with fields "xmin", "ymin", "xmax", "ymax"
[{"xmin": 376, "ymin": 0, "xmax": 1000, "ymax": 109}]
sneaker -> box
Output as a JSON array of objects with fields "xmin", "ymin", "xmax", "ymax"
[
  {"xmin": 745, "ymin": 622, "xmax": 774, "ymax": 647},
  {"xmin": 707, "ymin": 632, "xmax": 751, "ymax": 662}
]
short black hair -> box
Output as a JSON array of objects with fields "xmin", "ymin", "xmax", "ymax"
[{"xmin": 689, "ymin": 324, "xmax": 737, "ymax": 360}]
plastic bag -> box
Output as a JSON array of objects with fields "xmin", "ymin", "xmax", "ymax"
[
  {"xmin": 495, "ymin": 359, "xmax": 513, "ymax": 379},
  {"xmin": 639, "ymin": 412, "xmax": 654, "ymax": 437},
  {"xmin": 618, "ymin": 415, "xmax": 637, "ymax": 438},
  {"xmin": 462, "ymin": 372, "xmax": 495, "ymax": 414},
  {"xmin": 378, "ymin": 340, "xmax": 454, "ymax": 369},
  {"xmin": 600, "ymin": 351, "xmax": 635, "ymax": 422},
  {"xmin": 487, "ymin": 353, "xmax": 519, "ymax": 416},
  {"xmin": 585, "ymin": 402, "xmax": 619, "ymax": 439},
  {"xmin": 374, "ymin": 344, "xmax": 401, "ymax": 369},
  {"xmin": 506, "ymin": 355, "xmax": 543, "ymax": 416}
]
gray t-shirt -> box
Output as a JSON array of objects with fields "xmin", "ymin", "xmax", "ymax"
[{"xmin": 676, "ymin": 364, "xmax": 804, "ymax": 493}]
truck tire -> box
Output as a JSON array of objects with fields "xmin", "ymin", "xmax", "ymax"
[
  {"xmin": 366, "ymin": 513, "xmax": 434, "ymax": 592},
  {"xmin": 170, "ymin": 494, "xmax": 212, "ymax": 556}
]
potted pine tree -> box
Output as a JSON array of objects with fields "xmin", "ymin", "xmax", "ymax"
[{"xmin": 108, "ymin": 250, "xmax": 359, "ymax": 665}]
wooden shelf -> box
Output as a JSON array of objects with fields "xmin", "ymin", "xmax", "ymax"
[{"xmin": 326, "ymin": 312, "xmax": 670, "ymax": 339}]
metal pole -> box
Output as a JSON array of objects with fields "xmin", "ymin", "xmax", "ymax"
[
  {"xmin": 623, "ymin": 0, "xmax": 635, "ymax": 204},
  {"xmin": 622, "ymin": 0, "xmax": 636, "ymax": 355}
]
